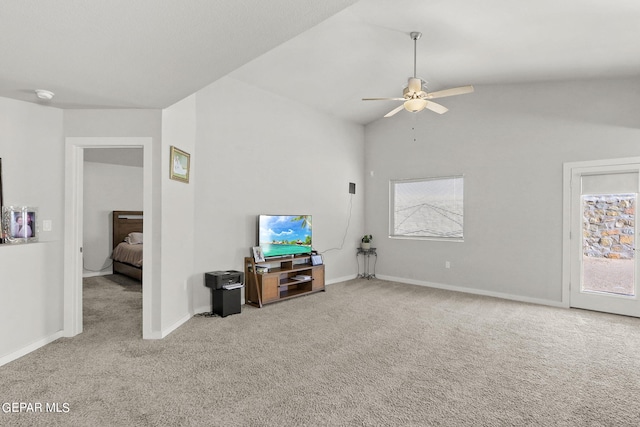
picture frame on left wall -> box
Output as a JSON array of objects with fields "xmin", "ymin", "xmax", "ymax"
[
  {"xmin": 170, "ymin": 146, "xmax": 190, "ymax": 183},
  {"xmin": 0, "ymin": 158, "xmax": 4, "ymax": 243},
  {"xmin": 2, "ymin": 206, "xmax": 38, "ymax": 244}
]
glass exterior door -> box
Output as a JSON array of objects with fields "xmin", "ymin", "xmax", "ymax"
[{"xmin": 570, "ymin": 168, "xmax": 640, "ymax": 317}]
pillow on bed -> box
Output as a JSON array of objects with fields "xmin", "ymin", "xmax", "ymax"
[{"xmin": 125, "ymin": 232, "xmax": 143, "ymax": 245}]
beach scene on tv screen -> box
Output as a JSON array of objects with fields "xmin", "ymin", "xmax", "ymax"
[{"xmin": 259, "ymin": 215, "xmax": 312, "ymax": 257}]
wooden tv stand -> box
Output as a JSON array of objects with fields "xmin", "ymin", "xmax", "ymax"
[{"xmin": 244, "ymin": 254, "xmax": 325, "ymax": 308}]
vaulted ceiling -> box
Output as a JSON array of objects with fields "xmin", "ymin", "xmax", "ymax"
[{"xmin": 2, "ymin": 0, "xmax": 639, "ymax": 125}]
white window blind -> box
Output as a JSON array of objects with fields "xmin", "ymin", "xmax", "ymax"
[{"xmin": 390, "ymin": 176, "xmax": 464, "ymax": 241}]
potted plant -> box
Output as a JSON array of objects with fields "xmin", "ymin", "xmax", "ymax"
[{"xmin": 361, "ymin": 234, "xmax": 372, "ymax": 250}]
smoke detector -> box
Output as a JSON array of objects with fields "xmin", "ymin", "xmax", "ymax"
[{"xmin": 35, "ymin": 89, "xmax": 54, "ymax": 100}]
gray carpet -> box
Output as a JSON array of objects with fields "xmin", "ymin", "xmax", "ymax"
[{"xmin": 3, "ymin": 275, "xmax": 640, "ymax": 426}]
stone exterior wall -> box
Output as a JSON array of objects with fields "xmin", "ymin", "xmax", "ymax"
[{"xmin": 583, "ymin": 195, "xmax": 635, "ymax": 259}]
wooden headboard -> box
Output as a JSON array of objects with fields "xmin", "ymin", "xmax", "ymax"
[{"xmin": 112, "ymin": 210, "xmax": 143, "ymax": 249}]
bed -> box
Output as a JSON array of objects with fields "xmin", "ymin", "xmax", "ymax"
[{"xmin": 112, "ymin": 210, "xmax": 143, "ymax": 281}]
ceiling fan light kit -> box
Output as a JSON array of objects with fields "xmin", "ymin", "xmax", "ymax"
[
  {"xmin": 363, "ymin": 31, "xmax": 474, "ymax": 118},
  {"xmin": 404, "ymin": 98, "xmax": 427, "ymax": 113}
]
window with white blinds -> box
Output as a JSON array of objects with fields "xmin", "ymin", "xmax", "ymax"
[{"xmin": 390, "ymin": 176, "xmax": 464, "ymax": 241}]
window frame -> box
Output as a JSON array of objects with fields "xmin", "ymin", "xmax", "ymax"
[{"xmin": 389, "ymin": 175, "xmax": 464, "ymax": 242}]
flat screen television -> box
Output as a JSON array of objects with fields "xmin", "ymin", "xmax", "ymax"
[{"xmin": 257, "ymin": 214, "xmax": 312, "ymax": 258}]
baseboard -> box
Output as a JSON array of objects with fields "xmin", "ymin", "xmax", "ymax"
[
  {"xmin": 376, "ymin": 274, "xmax": 565, "ymax": 308},
  {"xmin": 194, "ymin": 305, "xmax": 212, "ymax": 315},
  {"xmin": 327, "ymin": 274, "xmax": 357, "ymax": 285},
  {"xmin": 0, "ymin": 331, "xmax": 65, "ymax": 367},
  {"xmin": 82, "ymin": 271, "xmax": 111, "ymax": 278},
  {"xmin": 160, "ymin": 313, "xmax": 192, "ymax": 339}
]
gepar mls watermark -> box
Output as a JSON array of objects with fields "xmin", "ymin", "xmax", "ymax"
[{"xmin": 2, "ymin": 402, "xmax": 70, "ymax": 414}]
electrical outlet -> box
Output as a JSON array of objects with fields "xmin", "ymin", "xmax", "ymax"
[
  {"xmin": 445, "ymin": 261, "xmax": 451, "ymax": 269},
  {"xmin": 349, "ymin": 182, "xmax": 356, "ymax": 194}
]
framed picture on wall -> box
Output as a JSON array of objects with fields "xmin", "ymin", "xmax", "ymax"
[
  {"xmin": 0, "ymin": 158, "xmax": 4, "ymax": 243},
  {"xmin": 2, "ymin": 206, "xmax": 38, "ymax": 244},
  {"xmin": 170, "ymin": 146, "xmax": 190, "ymax": 183}
]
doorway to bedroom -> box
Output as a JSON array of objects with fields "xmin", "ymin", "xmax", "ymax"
[
  {"xmin": 64, "ymin": 137, "xmax": 153, "ymax": 340},
  {"xmin": 82, "ymin": 148, "xmax": 144, "ymax": 336}
]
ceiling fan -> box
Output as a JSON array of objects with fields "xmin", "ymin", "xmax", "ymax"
[{"xmin": 363, "ymin": 31, "xmax": 474, "ymax": 118}]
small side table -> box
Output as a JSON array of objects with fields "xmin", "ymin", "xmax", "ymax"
[
  {"xmin": 357, "ymin": 247, "xmax": 377, "ymax": 279},
  {"xmin": 212, "ymin": 288, "xmax": 241, "ymax": 317}
]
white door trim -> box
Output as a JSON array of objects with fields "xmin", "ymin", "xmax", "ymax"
[
  {"xmin": 562, "ymin": 156, "xmax": 640, "ymax": 313},
  {"xmin": 64, "ymin": 137, "xmax": 153, "ymax": 338}
]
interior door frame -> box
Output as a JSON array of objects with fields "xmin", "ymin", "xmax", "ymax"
[
  {"xmin": 63, "ymin": 137, "xmax": 153, "ymax": 338},
  {"xmin": 562, "ymin": 156, "xmax": 640, "ymax": 312}
]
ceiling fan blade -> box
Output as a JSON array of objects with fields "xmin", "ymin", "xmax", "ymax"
[
  {"xmin": 384, "ymin": 105, "xmax": 405, "ymax": 117},
  {"xmin": 424, "ymin": 100, "xmax": 448, "ymax": 114},
  {"xmin": 362, "ymin": 97, "xmax": 406, "ymax": 101},
  {"xmin": 426, "ymin": 85, "xmax": 474, "ymax": 99}
]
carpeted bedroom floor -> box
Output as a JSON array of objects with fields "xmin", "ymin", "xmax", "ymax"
[{"xmin": 3, "ymin": 275, "xmax": 640, "ymax": 426}]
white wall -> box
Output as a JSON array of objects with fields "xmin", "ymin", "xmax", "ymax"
[
  {"xmin": 161, "ymin": 94, "xmax": 197, "ymax": 332},
  {"xmin": 83, "ymin": 157, "xmax": 143, "ymax": 277},
  {"xmin": 0, "ymin": 97, "xmax": 65, "ymax": 364},
  {"xmin": 192, "ymin": 76, "xmax": 365, "ymax": 312},
  {"xmin": 365, "ymin": 76, "xmax": 640, "ymax": 305}
]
